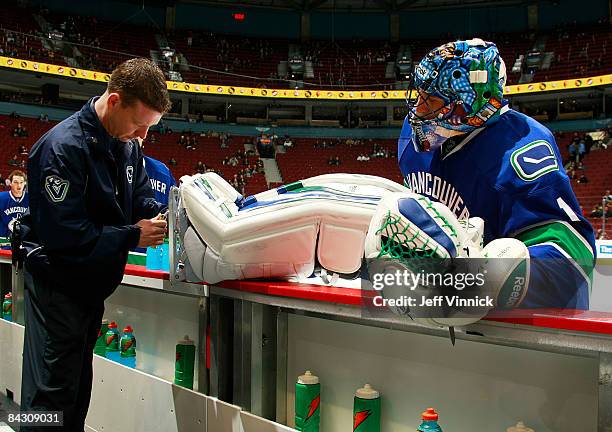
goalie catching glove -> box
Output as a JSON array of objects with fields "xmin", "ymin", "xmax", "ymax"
[{"xmin": 364, "ymin": 192, "xmax": 530, "ymax": 328}]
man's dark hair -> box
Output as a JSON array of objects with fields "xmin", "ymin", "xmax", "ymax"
[
  {"xmin": 9, "ymin": 170, "xmax": 26, "ymax": 182},
  {"xmin": 108, "ymin": 58, "xmax": 172, "ymax": 114}
]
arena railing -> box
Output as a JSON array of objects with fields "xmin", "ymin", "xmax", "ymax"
[{"xmin": 1, "ymin": 55, "xmax": 612, "ymax": 101}]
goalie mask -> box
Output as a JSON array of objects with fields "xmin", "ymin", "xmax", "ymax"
[{"xmin": 407, "ymin": 38, "xmax": 507, "ymax": 152}]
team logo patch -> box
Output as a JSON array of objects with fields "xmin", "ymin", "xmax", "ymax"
[
  {"xmin": 126, "ymin": 166, "xmax": 133, "ymax": 184},
  {"xmin": 510, "ymin": 140, "xmax": 559, "ymax": 181},
  {"xmin": 45, "ymin": 175, "xmax": 70, "ymax": 203}
]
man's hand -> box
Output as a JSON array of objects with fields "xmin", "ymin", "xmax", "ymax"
[{"xmin": 136, "ymin": 215, "xmax": 167, "ymax": 248}]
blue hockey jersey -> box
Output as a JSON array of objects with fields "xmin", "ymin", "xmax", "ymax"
[
  {"xmin": 398, "ymin": 107, "xmax": 596, "ymax": 310},
  {"xmin": 0, "ymin": 191, "xmax": 28, "ymax": 238},
  {"xmin": 143, "ymin": 155, "xmax": 176, "ymax": 206}
]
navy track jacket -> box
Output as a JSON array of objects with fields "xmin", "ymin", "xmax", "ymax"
[{"xmin": 21, "ymin": 98, "xmax": 164, "ymax": 301}]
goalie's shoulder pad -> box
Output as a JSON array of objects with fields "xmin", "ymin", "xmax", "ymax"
[{"xmin": 497, "ymin": 128, "xmax": 564, "ymax": 193}]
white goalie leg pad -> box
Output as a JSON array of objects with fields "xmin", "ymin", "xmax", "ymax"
[
  {"xmin": 183, "ymin": 225, "xmax": 318, "ymax": 284},
  {"xmin": 183, "ymin": 226, "xmax": 207, "ymax": 279},
  {"xmin": 180, "ymin": 173, "xmax": 408, "ymax": 283}
]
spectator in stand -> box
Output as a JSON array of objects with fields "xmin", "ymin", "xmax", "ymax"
[
  {"xmin": 190, "ymin": 135, "xmax": 198, "ymax": 150},
  {"xmin": 584, "ymin": 133, "xmax": 593, "ymax": 154},
  {"xmin": 568, "ymin": 140, "xmax": 577, "ymax": 164},
  {"xmin": 18, "ymin": 145, "xmax": 27, "ymax": 155},
  {"xmin": 13, "ymin": 123, "xmax": 28, "ymax": 137},
  {"xmin": 591, "ymin": 204, "xmax": 603, "ymax": 217},
  {"xmin": 283, "ymin": 136, "xmax": 293, "ymax": 149},
  {"xmin": 38, "ymin": 113, "xmax": 49, "ymax": 122},
  {"xmin": 578, "ymin": 139, "xmax": 586, "ymax": 162},
  {"xmin": 603, "ymin": 128, "xmax": 612, "ymax": 149},
  {"xmin": 8, "ymin": 154, "xmax": 19, "ymax": 167},
  {"xmin": 256, "ymin": 135, "xmax": 275, "ymax": 158},
  {"xmin": 168, "ymin": 157, "xmax": 177, "ymax": 167},
  {"xmin": 604, "ymin": 190, "xmax": 612, "ymax": 203},
  {"xmin": 328, "ymin": 156, "xmax": 341, "ymax": 166},
  {"xmin": 578, "ymin": 173, "xmax": 588, "ymax": 183},
  {"xmin": 195, "ymin": 161, "xmax": 206, "ymax": 174}
]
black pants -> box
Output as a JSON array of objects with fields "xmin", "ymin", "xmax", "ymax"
[{"xmin": 20, "ymin": 268, "xmax": 104, "ymax": 432}]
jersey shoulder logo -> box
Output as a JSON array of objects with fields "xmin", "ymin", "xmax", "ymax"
[
  {"xmin": 510, "ymin": 140, "xmax": 559, "ymax": 181},
  {"xmin": 126, "ymin": 166, "xmax": 133, "ymax": 184},
  {"xmin": 45, "ymin": 175, "xmax": 70, "ymax": 203}
]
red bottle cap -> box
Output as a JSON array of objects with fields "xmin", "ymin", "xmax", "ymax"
[
  {"xmin": 123, "ymin": 325, "xmax": 133, "ymax": 333},
  {"xmin": 422, "ymin": 408, "xmax": 438, "ymax": 421},
  {"xmin": 4, "ymin": 293, "xmax": 12, "ymax": 299},
  {"xmin": 108, "ymin": 321, "xmax": 117, "ymax": 329}
]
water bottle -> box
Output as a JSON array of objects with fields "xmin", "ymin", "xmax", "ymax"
[
  {"xmin": 295, "ymin": 371, "xmax": 320, "ymax": 431},
  {"xmin": 105, "ymin": 321, "xmax": 121, "ymax": 362},
  {"xmin": 353, "ymin": 384, "xmax": 381, "ymax": 432},
  {"xmin": 146, "ymin": 245, "xmax": 161, "ymax": 270},
  {"xmin": 94, "ymin": 319, "xmax": 109, "ymax": 357},
  {"xmin": 119, "ymin": 325, "xmax": 136, "ymax": 368},
  {"xmin": 417, "ymin": 408, "xmax": 443, "ymax": 432},
  {"xmin": 174, "ymin": 335, "xmax": 196, "ymax": 389},
  {"xmin": 2, "ymin": 292, "xmax": 12, "ymax": 322}
]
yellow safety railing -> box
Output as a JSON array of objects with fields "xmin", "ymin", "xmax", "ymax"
[{"xmin": 0, "ymin": 56, "xmax": 610, "ymax": 100}]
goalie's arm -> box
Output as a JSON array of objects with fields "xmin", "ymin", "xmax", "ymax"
[
  {"xmin": 513, "ymin": 221, "xmax": 594, "ymax": 309},
  {"xmin": 497, "ymin": 167, "xmax": 596, "ymax": 310}
]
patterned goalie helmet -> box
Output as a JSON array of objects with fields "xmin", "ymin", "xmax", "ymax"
[{"xmin": 407, "ymin": 38, "xmax": 507, "ymax": 152}]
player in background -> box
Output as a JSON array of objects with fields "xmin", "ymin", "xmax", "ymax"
[
  {"xmin": 0, "ymin": 169, "xmax": 29, "ymax": 239},
  {"xmin": 137, "ymin": 138, "xmax": 176, "ymax": 206},
  {"xmin": 397, "ymin": 39, "xmax": 595, "ymax": 310},
  {"xmin": 143, "ymin": 154, "xmax": 176, "ymax": 206}
]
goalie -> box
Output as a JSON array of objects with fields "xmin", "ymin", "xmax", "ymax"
[
  {"xmin": 178, "ymin": 39, "xmax": 595, "ymax": 326},
  {"xmin": 379, "ymin": 38, "xmax": 595, "ymax": 316}
]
